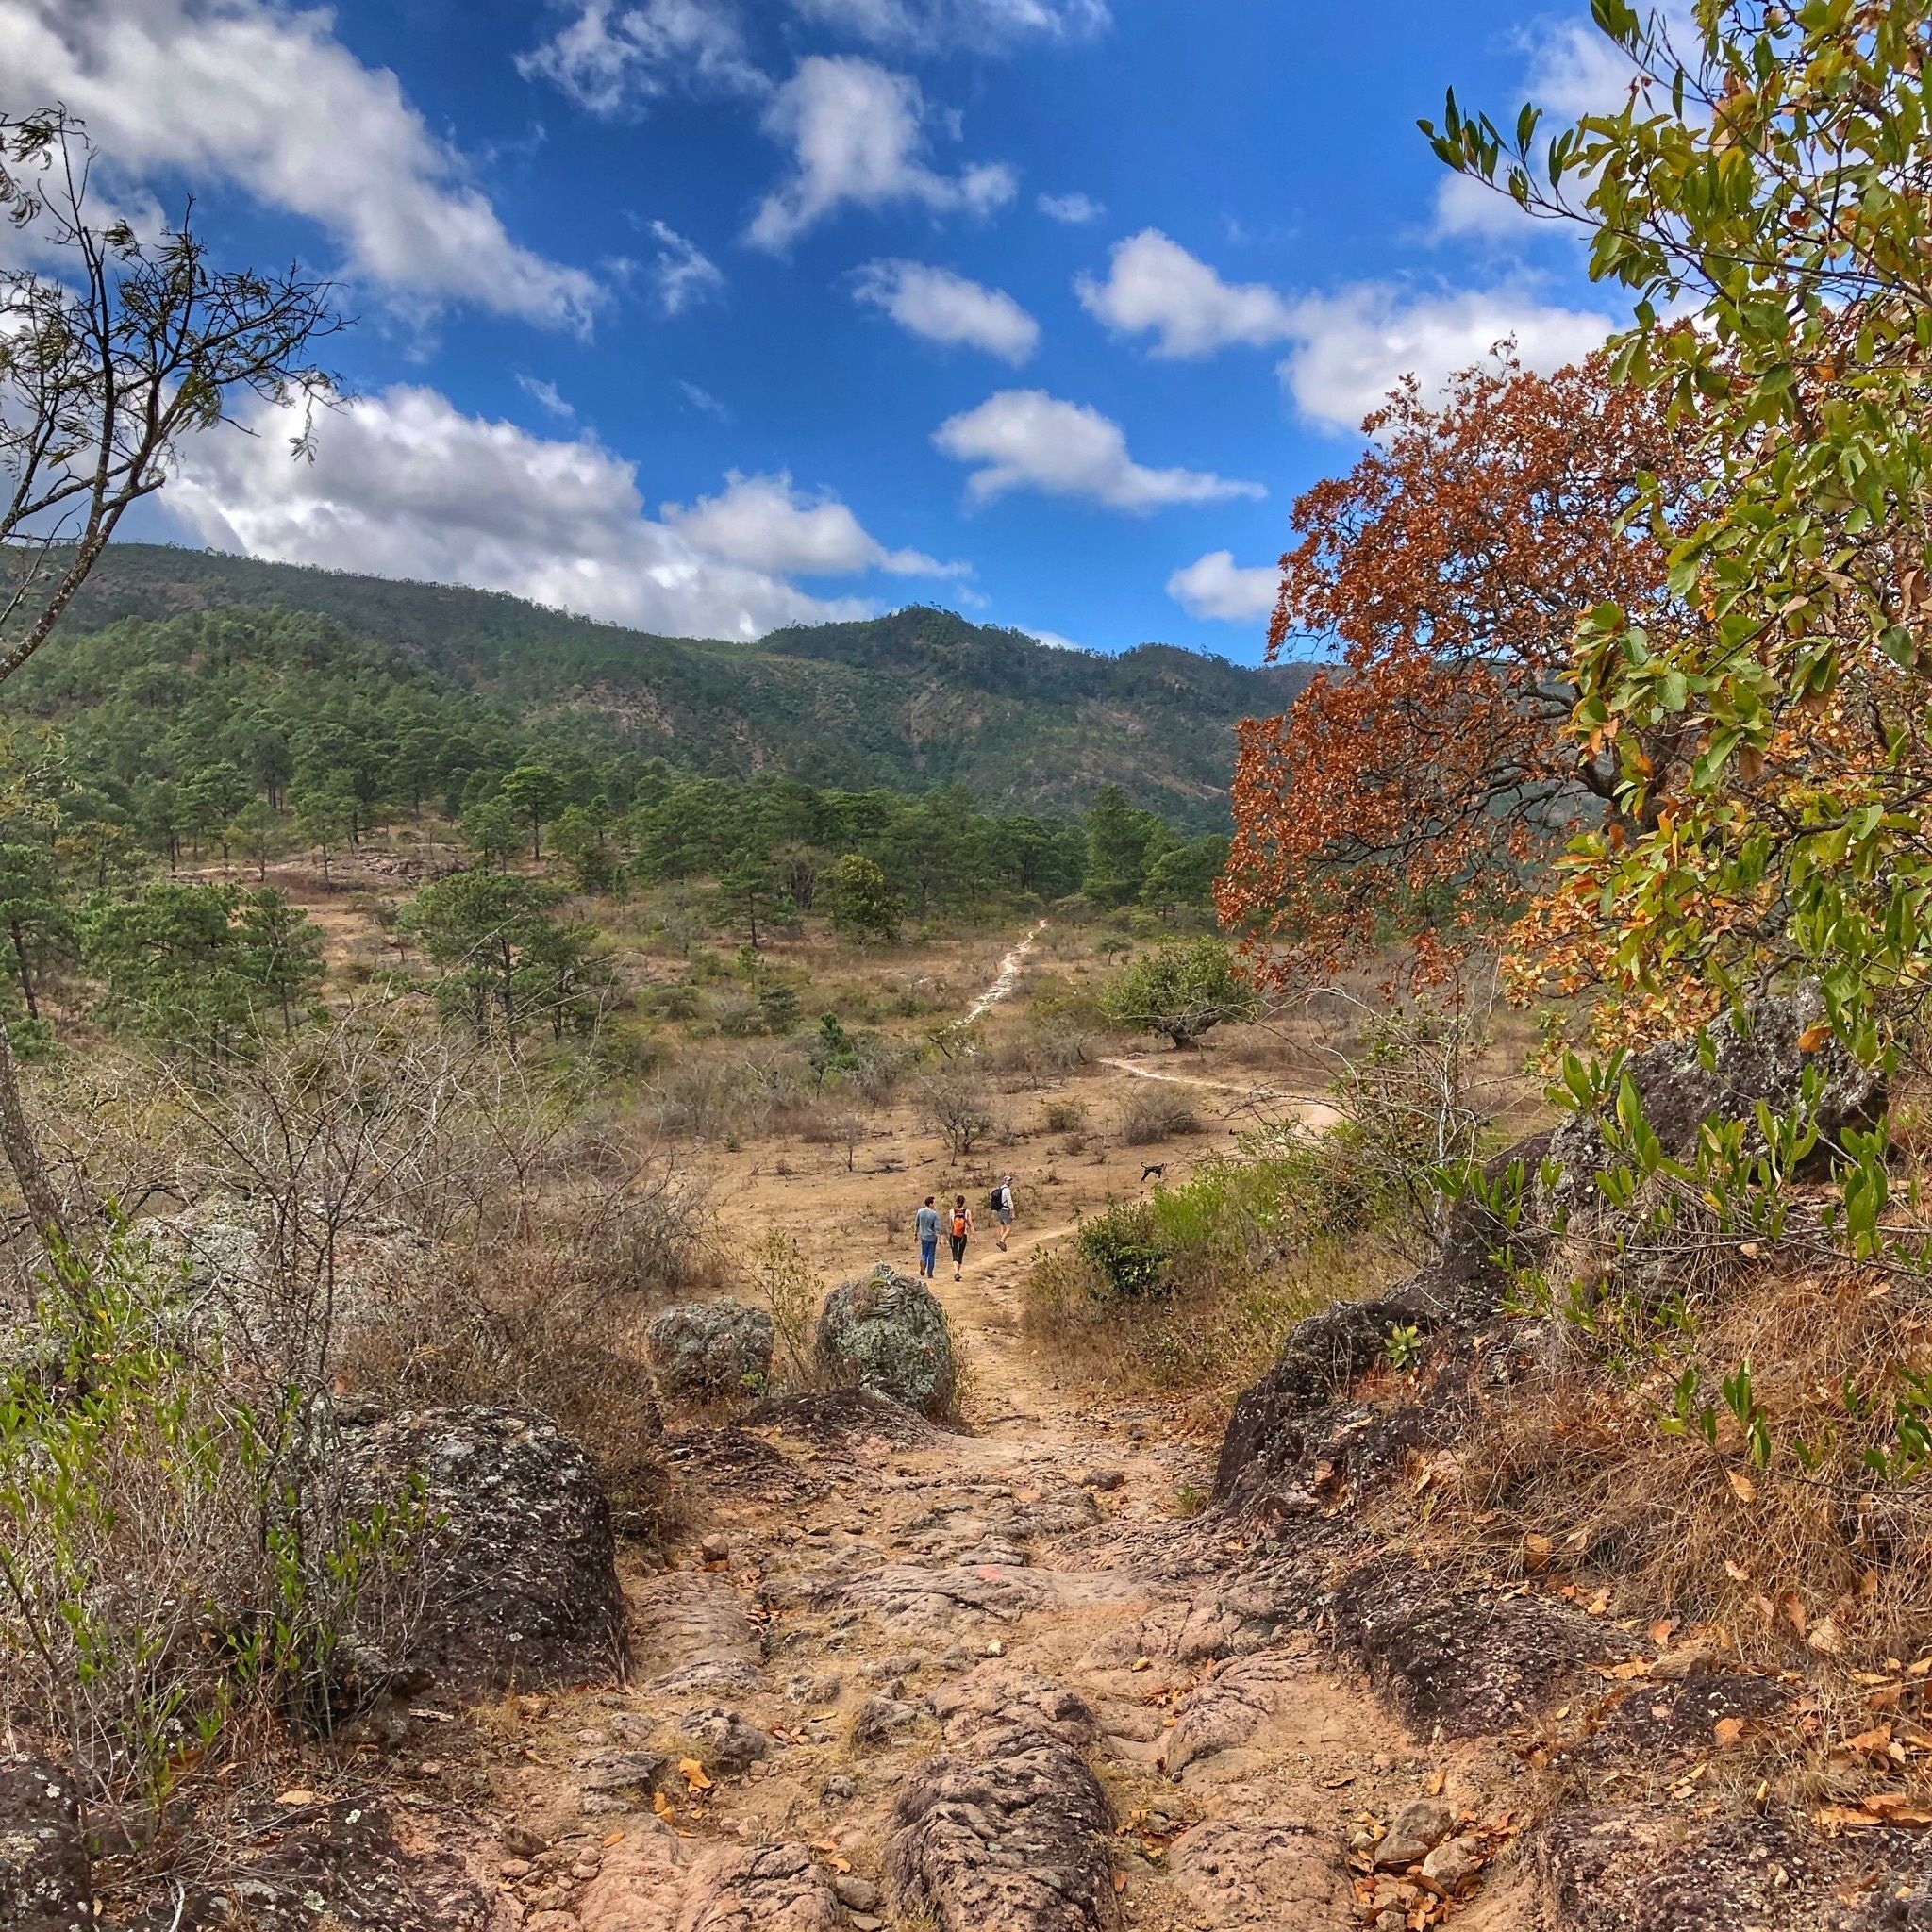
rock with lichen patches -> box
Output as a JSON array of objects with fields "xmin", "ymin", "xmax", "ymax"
[{"xmin": 814, "ymin": 1266, "xmax": 958, "ymax": 1420}]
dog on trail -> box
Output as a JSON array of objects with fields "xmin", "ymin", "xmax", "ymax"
[{"xmin": 1140, "ymin": 1163, "xmax": 1164, "ymax": 1185}]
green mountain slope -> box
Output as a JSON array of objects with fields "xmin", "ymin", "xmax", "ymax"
[{"xmin": 46, "ymin": 545, "xmax": 1312, "ymax": 830}]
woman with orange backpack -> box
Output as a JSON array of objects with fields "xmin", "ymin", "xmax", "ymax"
[{"xmin": 947, "ymin": 1194, "xmax": 974, "ymax": 1280}]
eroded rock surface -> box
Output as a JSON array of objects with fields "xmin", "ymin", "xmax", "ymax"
[{"xmin": 886, "ymin": 1722, "xmax": 1118, "ymax": 1931}]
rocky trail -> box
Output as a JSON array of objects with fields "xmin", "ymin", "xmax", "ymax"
[
  {"xmin": 469, "ymin": 1184, "xmax": 1540, "ymax": 1932},
  {"xmin": 398, "ymin": 935, "xmax": 1537, "ymax": 1932},
  {"xmin": 158, "ymin": 976, "xmax": 1932, "ymax": 1932}
]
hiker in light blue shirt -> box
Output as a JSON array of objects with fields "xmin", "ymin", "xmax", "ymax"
[{"xmin": 915, "ymin": 1194, "xmax": 941, "ymax": 1278}]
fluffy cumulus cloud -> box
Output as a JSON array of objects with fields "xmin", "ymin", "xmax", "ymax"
[
  {"xmin": 0, "ymin": 0, "xmax": 600, "ymax": 330},
  {"xmin": 787, "ymin": 0, "xmax": 1110, "ymax": 53},
  {"xmin": 661, "ymin": 469, "xmax": 967, "ymax": 577},
  {"xmin": 1166, "ymin": 549, "xmax": 1278, "ymax": 624},
  {"xmin": 1037, "ymin": 190, "xmax": 1104, "ymax": 225},
  {"xmin": 853, "ymin": 259, "xmax": 1039, "ymax": 362},
  {"xmin": 1277, "ymin": 284, "xmax": 1616, "ymax": 434},
  {"xmin": 165, "ymin": 386, "xmax": 966, "ymax": 641},
  {"xmin": 933, "ymin": 390, "xmax": 1263, "ymax": 512},
  {"xmin": 518, "ymin": 0, "xmax": 769, "ymax": 116},
  {"xmin": 1076, "ymin": 229, "xmax": 1298, "ymax": 358},
  {"xmin": 748, "ymin": 57, "xmax": 1016, "ymax": 252}
]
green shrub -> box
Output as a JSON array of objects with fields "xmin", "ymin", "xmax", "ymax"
[
  {"xmin": 0, "ymin": 1230, "xmax": 423, "ymax": 1827},
  {"xmin": 1077, "ymin": 1201, "xmax": 1174, "ymax": 1296}
]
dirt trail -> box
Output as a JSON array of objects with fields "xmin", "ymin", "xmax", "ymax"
[
  {"xmin": 961, "ymin": 917, "xmax": 1048, "ymax": 1026},
  {"xmin": 491, "ymin": 933, "xmax": 1537, "ymax": 1932}
]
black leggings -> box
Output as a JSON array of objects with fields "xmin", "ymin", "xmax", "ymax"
[{"xmin": 949, "ymin": 1234, "xmax": 968, "ymax": 1265}]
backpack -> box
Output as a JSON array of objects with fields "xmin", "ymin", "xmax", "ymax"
[
  {"xmin": 951, "ymin": 1209, "xmax": 968, "ymax": 1239},
  {"xmin": 987, "ymin": 1188, "xmax": 1002, "ymax": 1210}
]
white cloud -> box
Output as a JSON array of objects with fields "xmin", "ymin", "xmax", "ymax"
[
  {"xmin": 1024, "ymin": 625, "xmax": 1088, "ymax": 652},
  {"xmin": 162, "ymin": 385, "xmax": 936, "ymax": 641},
  {"xmin": 1076, "ymin": 229, "xmax": 1297, "ymax": 358},
  {"xmin": 518, "ymin": 0, "xmax": 768, "ymax": 116},
  {"xmin": 853, "ymin": 259, "xmax": 1038, "ymax": 362},
  {"xmin": 0, "ymin": 0, "xmax": 600, "ymax": 330},
  {"xmin": 747, "ymin": 57, "xmax": 1017, "ymax": 253},
  {"xmin": 647, "ymin": 220, "xmax": 725, "ymax": 315},
  {"xmin": 1276, "ymin": 284, "xmax": 1616, "ymax": 434},
  {"xmin": 786, "ymin": 0, "xmax": 1109, "ymax": 53},
  {"xmin": 1037, "ymin": 191, "xmax": 1104, "ymax": 225},
  {"xmin": 1166, "ymin": 549, "xmax": 1277, "ymax": 624},
  {"xmin": 516, "ymin": 375, "xmax": 576, "ymax": 420},
  {"xmin": 676, "ymin": 379, "xmax": 729, "ymax": 417},
  {"xmin": 1430, "ymin": 171, "xmax": 1541, "ymax": 242},
  {"xmin": 933, "ymin": 390, "xmax": 1263, "ymax": 513},
  {"xmin": 661, "ymin": 470, "xmax": 968, "ymax": 578}
]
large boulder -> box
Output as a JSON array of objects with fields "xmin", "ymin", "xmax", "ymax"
[
  {"xmin": 341, "ymin": 1407, "xmax": 625, "ymax": 1696},
  {"xmin": 0, "ymin": 1757, "xmax": 89, "ymax": 1932},
  {"xmin": 814, "ymin": 1265, "xmax": 958, "ymax": 1419},
  {"xmin": 645, "ymin": 1300, "xmax": 774, "ymax": 1402},
  {"xmin": 1215, "ymin": 990, "xmax": 1886, "ymax": 1507},
  {"xmin": 1542, "ymin": 986, "xmax": 1884, "ymax": 1209}
]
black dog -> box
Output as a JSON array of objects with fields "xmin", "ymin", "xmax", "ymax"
[{"xmin": 1140, "ymin": 1163, "xmax": 1164, "ymax": 1185}]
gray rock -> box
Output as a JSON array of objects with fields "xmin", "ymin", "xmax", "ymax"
[
  {"xmin": 679, "ymin": 1706, "xmax": 771, "ymax": 1774},
  {"xmin": 814, "ymin": 1266, "xmax": 958, "ymax": 1420},
  {"xmin": 579, "ymin": 1750, "xmax": 675, "ymax": 1797},
  {"xmin": 1376, "ymin": 1796, "xmax": 1456, "ymax": 1870},
  {"xmin": 849, "ymin": 1695, "xmax": 918, "ymax": 1746},
  {"xmin": 646, "ymin": 1301, "xmax": 775, "ymax": 1403},
  {"xmin": 833, "ymin": 1873, "xmax": 883, "ymax": 1911},
  {"xmin": 0, "ymin": 1757, "xmax": 88, "ymax": 1932},
  {"xmin": 341, "ymin": 1407, "xmax": 625, "ymax": 1696},
  {"xmin": 1421, "ymin": 1838, "xmax": 1481, "ymax": 1890}
]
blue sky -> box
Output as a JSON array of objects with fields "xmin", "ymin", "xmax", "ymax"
[{"xmin": 2, "ymin": 0, "xmax": 1635, "ymax": 662}]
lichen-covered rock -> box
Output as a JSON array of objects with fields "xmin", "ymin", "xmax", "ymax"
[
  {"xmin": 1542, "ymin": 987, "xmax": 1884, "ymax": 1218},
  {"xmin": 886, "ymin": 1722, "xmax": 1118, "ymax": 1930},
  {"xmin": 341, "ymin": 1406, "xmax": 625, "ymax": 1695},
  {"xmin": 0, "ymin": 1757, "xmax": 89, "ymax": 1932},
  {"xmin": 645, "ymin": 1301, "xmax": 774, "ymax": 1402},
  {"xmin": 813, "ymin": 1266, "xmax": 958, "ymax": 1419}
]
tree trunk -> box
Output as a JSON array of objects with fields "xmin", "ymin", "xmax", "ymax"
[
  {"xmin": 10, "ymin": 924, "xmax": 35, "ymax": 1021},
  {"xmin": 0, "ymin": 1009, "xmax": 69, "ymax": 1258}
]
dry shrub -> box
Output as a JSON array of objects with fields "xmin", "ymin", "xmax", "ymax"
[
  {"xmin": 1424, "ymin": 1259, "xmax": 1932, "ymax": 1675},
  {"xmin": 1, "ymin": 1233, "xmax": 426, "ymax": 1847},
  {"xmin": 1118, "ymin": 1085, "xmax": 1201, "ymax": 1144},
  {"xmin": 744, "ymin": 1231, "xmax": 820, "ymax": 1391},
  {"xmin": 1022, "ymin": 1147, "xmax": 1407, "ymax": 1407},
  {"xmin": 1043, "ymin": 1097, "xmax": 1088, "ymax": 1133}
]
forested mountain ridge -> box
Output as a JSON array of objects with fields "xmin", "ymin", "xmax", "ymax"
[{"xmin": 44, "ymin": 544, "xmax": 1314, "ymax": 829}]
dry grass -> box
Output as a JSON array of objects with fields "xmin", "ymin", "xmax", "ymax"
[{"xmin": 1421, "ymin": 1260, "xmax": 1932, "ymax": 1674}]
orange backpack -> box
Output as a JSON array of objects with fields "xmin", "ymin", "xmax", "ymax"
[{"xmin": 951, "ymin": 1209, "xmax": 967, "ymax": 1239}]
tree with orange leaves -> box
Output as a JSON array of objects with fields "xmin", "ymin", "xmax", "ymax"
[{"xmin": 1219, "ymin": 350, "xmax": 1711, "ymax": 993}]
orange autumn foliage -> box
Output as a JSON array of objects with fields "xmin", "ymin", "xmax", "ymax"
[{"xmin": 1219, "ymin": 351, "xmax": 1712, "ymax": 992}]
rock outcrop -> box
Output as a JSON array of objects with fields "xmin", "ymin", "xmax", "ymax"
[
  {"xmin": 341, "ymin": 1406, "xmax": 625, "ymax": 1695},
  {"xmin": 813, "ymin": 1265, "xmax": 958, "ymax": 1419},
  {"xmin": 646, "ymin": 1301, "xmax": 774, "ymax": 1403},
  {"xmin": 886, "ymin": 1722, "xmax": 1118, "ymax": 1930},
  {"xmin": 1215, "ymin": 989, "xmax": 1885, "ymax": 1507},
  {"xmin": 0, "ymin": 1757, "xmax": 89, "ymax": 1932}
]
